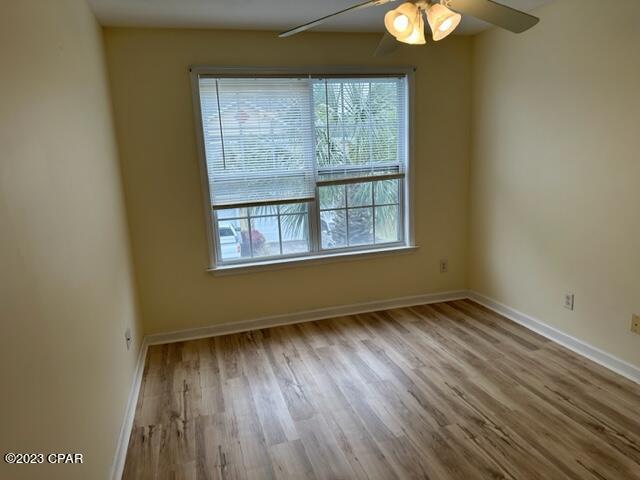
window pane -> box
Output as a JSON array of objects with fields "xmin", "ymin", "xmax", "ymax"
[
  {"xmin": 250, "ymin": 216, "xmax": 280, "ymax": 257},
  {"xmin": 370, "ymin": 82, "xmax": 399, "ymax": 163},
  {"xmin": 279, "ymin": 202, "xmax": 308, "ymax": 214},
  {"xmin": 281, "ymin": 214, "xmax": 310, "ymax": 254},
  {"xmin": 217, "ymin": 219, "xmax": 248, "ymax": 261},
  {"xmin": 314, "ymin": 78, "xmax": 404, "ymax": 170},
  {"xmin": 348, "ymin": 207, "xmax": 373, "ymax": 245},
  {"xmin": 347, "ymin": 182, "xmax": 372, "ymax": 207},
  {"xmin": 319, "ymin": 185, "xmax": 345, "ymax": 210},
  {"xmin": 320, "ymin": 210, "xmax": 346, "ymax": 249},
  {"xmin": 374, "ymin": 179, "xmax": 399, "ymax": 205},
  {"xmin": 216, "ymin": 207, "xmax": 248, "ymax": 219},
  {"xmin": 249, "ymin": 205, "xmax": 278, "ymax": 217},
  {"xmin": 375, "ymin": 205, "xmax": 400, "ymax": 244},
  {"xmin": 216, "ymin": 202, "xmax": 313, "ymax": 263}
]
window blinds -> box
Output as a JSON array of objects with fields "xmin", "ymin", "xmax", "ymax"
[
  {"xmin": 198, "ymin": 75, "xmax": 407, "ymax": 209},
  {"xmin": 199, "ymin": 77, "xmax": 315, "ymax": 208}
]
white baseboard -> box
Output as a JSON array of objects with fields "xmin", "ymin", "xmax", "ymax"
[
  {"xmin": 468, "ymin": 291, "xmax": 640, "ymax": 385},
  {"xmin": 110, "ymin": 338, "xmax": 149, "ymax": 480},
  {"xmin": 145, "ymin": 290, "xmax": 470, "ymax": 346}
]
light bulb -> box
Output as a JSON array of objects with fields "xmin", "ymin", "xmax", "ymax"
[
  {"xmin": 404, "ymin": 29, "xmax": 421, "ymax": 44},
  {"xmin": 439, "ymin": 18, "xmax": 453, "ymax": 32},
  {"xmin": 396, "ymin": 11, "xmax": 426, "ymax": 45},
  {"xmin": 393, "ymin": 14, "xmax": 409, "ymax": 32}
]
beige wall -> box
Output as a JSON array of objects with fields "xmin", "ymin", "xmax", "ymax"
[
  {"xmin": 103, "ymin": 28, "xmax": 472, "ymax": 335},
  {"xmin": 2, "ymin": 0, "xmax": 639, "ymax": 477},
  {"xmin": 470, "ymin": 0, "xmax": 640, "ymax": 367},
  {"xmin": 0, "ymin": 1, "xmax": 142, "ymax": 479}
]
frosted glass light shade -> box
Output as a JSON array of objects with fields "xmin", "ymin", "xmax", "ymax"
[
  {"xmin": 426, "ymin": 3, "xmax": 461, "ymax": 41},
  {"xmin": 384, "ymin": 2, "xmax": 419, "ymax": 39}
]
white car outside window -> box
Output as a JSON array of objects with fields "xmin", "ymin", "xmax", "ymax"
[{"xmin": 218, "ymin": 222, "xmax": 241, "ymax": 260}]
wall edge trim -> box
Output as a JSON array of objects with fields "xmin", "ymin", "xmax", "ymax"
[
  {"xmin": 110, "ymin": 339, "xmax": 149, "ymax": 480},
  {"xmin": 468, "ymin": 290, "xmax": 640, "ymax": 385},
  {"xmin": 145, "ymin": 290, "xmax": 469, "ymax": 345}
]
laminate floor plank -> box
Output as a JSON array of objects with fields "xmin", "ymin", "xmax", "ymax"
[{"xmin": 124, "ymin": 301, "xmax": 640, "ymax": 479}]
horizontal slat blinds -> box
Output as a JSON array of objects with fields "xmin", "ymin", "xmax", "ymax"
[
  {"xmin": 313, "ymin": 77, "xmax": 406, "ymax": 183},
  {"xmin": 199, "ymin": 77, "xmax": 315, "ymax": 208}
]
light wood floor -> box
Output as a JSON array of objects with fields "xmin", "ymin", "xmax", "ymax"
[{"xmin": 123, "ymin": 300, "xmax": 640, "ymax": 479}]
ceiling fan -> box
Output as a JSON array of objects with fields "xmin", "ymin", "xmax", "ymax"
[{"xmin": 279, "ymin": 0, "xmax": 540, "ymax": 55}]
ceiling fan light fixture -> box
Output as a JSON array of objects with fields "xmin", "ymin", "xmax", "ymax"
[
  {"xmin": 384, "ymin": 2, "xmax": 419, "ymax": 39},
  {"xmin": 426, "ymin": 3, "xmax": 462, "ymax": 41}
]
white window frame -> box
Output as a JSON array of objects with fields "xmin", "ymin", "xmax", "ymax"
[{"xmin": 190, "ymin": 66, "xmax": 416, "ymax": 273}]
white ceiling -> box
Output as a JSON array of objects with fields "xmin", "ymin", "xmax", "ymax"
[{"xmin": 88, "ymin": 0, "xmax": 553, "ymax": 35}]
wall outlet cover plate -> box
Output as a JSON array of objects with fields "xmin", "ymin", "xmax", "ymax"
[
  {"xmin": 564, "ymin": 293, "xmax": 575, "ymax": 311},
  {"xmin": 440, "ymin": 259, "xmax": 448, "ymax": 273}
]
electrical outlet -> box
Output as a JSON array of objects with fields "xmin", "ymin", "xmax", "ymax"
[
  {"xmin": 440, "ymin": 259, "xmax": 448, "ymax": 273},
  {"xmin": 632, "ymin": 315, "xmax": 640, "ymax": 335},
  {"xmin": 563, "ymin": 293, "xmax": 575, "ymax": 311},
  {"xmin": 125, "ymin": 328, "xmax": 132, "ymax": 350}
]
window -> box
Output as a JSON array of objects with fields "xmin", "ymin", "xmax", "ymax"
[{"xmin": 192, "ymin": 67, "xmax": 413, "ymax": 268}]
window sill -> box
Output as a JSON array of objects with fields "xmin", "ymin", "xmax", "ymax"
[{"xmin": 207, "ymin": 245, "xmax": 419, "ymax": 276}]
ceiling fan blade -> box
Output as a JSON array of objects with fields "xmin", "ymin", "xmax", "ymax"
[
  {"xmin": 279, "ymin": 0, "xmax": 394, "ymax": 38},
  {"xmin": 374, "ymin": 33, "xmax": 399, "ymax": 56},
  {"xmin": 447, "ymin": 0, "xmax": 539, "ymax": 33}
]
